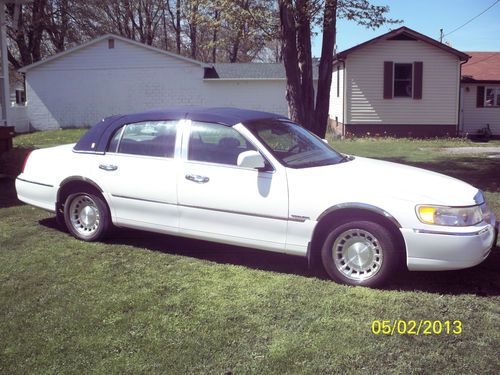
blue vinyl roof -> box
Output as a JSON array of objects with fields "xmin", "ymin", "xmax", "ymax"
[{"xmin": 74, "ymin": 107, "xmax": 288, "ymax": 153}]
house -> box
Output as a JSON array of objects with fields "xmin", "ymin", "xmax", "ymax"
[
  {"xmin": 329, "ymin": 26, "xmax": 470, "ymax": 137},
  {"xmin": 460, "ymin": 52, "xmax": 500, "ymax": 136},
  {"xmin": 16, "ymin": 27, "xmax": 497, "ymax": 138},
  {"xmin": 17, "ymin": 35, "xmax": 317, "ymax": 131}
]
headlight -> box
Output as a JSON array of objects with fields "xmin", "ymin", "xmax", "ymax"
[{"xmin": 416, "ymin": 205, "xmax": 483, "ymax": 226}]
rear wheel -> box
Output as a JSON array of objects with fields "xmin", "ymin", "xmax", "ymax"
[
  {"xmin": 321, "ymin": 221, "xmax": 398, "ymax": 287},
  {"xmin": 64, "ymin": 192, "xmax": 110, "ymax": 241}
]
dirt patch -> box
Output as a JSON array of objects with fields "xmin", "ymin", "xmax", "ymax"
[{"xmin": 438, "ymin": 147, "xmax": 500, "ymax": 155}]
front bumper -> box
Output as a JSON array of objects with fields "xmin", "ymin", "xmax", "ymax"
[{"xmin": 401, "ymin": 222, "xmax": 497, "ymax": 271}]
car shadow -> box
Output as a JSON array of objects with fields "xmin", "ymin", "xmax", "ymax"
[
  {"xmin": 0, "ymin": 177, "xmax": 23, "ymax": 209},
  {"xmin": 39, "ymin": 217, "xmax": 500, "ymax": 297}
]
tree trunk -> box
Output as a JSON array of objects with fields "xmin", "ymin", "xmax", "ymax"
[
  {"xmin": 296, "ymin": 0, "xmax": 314, "ymax": 131},
  {"xmin": 176, "ymin": 0, "xmax": 181, "ymax": 54},
  {"xmin": 212, "ymin": 9, "xmax": 219, "ymax": 63},
  {"xmin": 278, "ymin": 0, "xmax": 303, "ymax": 124},
  {"xmin": 313, "ymin": 0, "xmax": 337, "ymax": 138},
  {"xmin": 229, "ymin": 28, "xmax": 242, "ymax": 63},
  {"xmin": 190, "ymin": 1, "xmax": 199, "ymax": 59},
  {"xmin": 162, "ymin": 5, "xmax": 169, "ymax": 50}
]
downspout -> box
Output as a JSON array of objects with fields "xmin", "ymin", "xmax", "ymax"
[
  {"xmin": 341, "ymin": 59, "xmax": 346, "ymax": 138},
  {"xmin": 457, "ymin": 59, "xmax": 468, "ymax": 136}
]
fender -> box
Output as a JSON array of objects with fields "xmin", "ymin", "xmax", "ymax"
[
  {"xmin": 307, "ymin": 203, "xmax": 402, "ymax": 270},
  {"xmin": 316, "ymin": 202, "xmax": 402, "ymax": 228},
  {"xmin": 57, "ymin": 176, "xmax": 104, "ymax": 202},
  {"xmin": 55, "ymin": 176, "xmax": 107, "ymax": 224}
]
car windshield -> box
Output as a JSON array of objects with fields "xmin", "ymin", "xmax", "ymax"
[{"xmin": 244, "ymin": 119, "xmax": 346, "ymax": 168}]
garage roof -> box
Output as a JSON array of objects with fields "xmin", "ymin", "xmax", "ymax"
[
  {"xmin": 204, "ymin": 63, "xmax": 320, "ymax": 80},
  {"xmin": 18, "ymin": 34, "xmax": 208, "ymax": 73}
]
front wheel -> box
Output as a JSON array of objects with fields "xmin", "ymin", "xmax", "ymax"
[
  {"xmin": 64, "ymin": 192, "xmax": 110, "ymax": 241},
  {"xmin": 321, "ymin": 221, "xmax": 399, "ymax": 287}
]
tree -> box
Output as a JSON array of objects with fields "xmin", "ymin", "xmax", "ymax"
[
  {"xmin": 6, "ymin": 0, "xmax": 49, "ymax": 69},
  {"xmin": 278, "ymin": 0, "xmax": 400, "ymax": 137}
]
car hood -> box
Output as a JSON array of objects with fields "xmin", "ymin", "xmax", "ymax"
[{"xmin": 291, "ymin": 156, "xmax": 480, "ymax": 207}]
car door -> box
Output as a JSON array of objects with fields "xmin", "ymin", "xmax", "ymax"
[
  {"xmin": 177, "ymin": 120, "xmax": 289, "ymax": 251},
  {"xmin": 91, "ymin": 120, "xmax": 181, "ymax": 233}
]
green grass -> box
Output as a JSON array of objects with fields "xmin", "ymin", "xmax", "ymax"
[
  {"xmin": 1, "ymin": 131, "xmax": 499, "ymax": 374},
  {"xmin": 13, "ymin": 129, "xmax": 87, "ymax": 149}
]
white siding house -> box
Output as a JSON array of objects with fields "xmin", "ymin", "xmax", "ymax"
[
  {"xmin": 329, "ymin": 27, "xmax": 469, "ymax": 137},
  {"xmin": 19, "ymin": 35, "xmax": 312, "ymax": 131},
  {"xmin": 460, "ymin": 52, "xmax": 500, "ymax": 136}
]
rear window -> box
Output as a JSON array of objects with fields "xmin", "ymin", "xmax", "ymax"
[{"xmin": 107, "ymin": 121, "xmax": 178, "ymax": 158}]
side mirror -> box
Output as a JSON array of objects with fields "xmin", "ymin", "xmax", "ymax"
[{"xmin": 237, "ymin": 150, "xmax": 265, "ymax": 169}]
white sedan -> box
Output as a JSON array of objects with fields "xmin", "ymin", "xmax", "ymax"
[{"xmin": 16, "ymin": 107, "xmax": 498, "ymax": 287}]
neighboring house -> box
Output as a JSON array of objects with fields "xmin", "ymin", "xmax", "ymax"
[
  {"xmin": 329, "ymin": 26, "xmax": 469, "ymax": 137},
  {"xmin": 460, "ymin": 52, "xmax": 500, "ymax": 136},
  {"xmin": 18, "ymin": 35, "xmax": 317, "ymax": 131}
]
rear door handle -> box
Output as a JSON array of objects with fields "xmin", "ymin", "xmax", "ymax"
[
  {"xmin": 185, "ymin": 174, "xmax": 209, "ymax": 184},
  {"xmin": 99, "ymin": 164, "xmax": 118, "ymax": 171}
]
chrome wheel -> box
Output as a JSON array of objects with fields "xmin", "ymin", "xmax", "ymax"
[
  {"xmin": 68, "ymin": 194, "xmax": 101, "ymax": 237},
  {"xmin": 332, "ymin": 228, "xmax": 384, "ymax": 282}
]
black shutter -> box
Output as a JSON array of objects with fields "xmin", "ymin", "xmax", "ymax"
[
  {"xmin": 383, "ymin": 61, "xmax": 393, "ymax": 99},
  {"xmin": 476, "ymin": 86, "xmax": 485, "ymax": 107},
  {"xmin": 413, "ymin": 61, "xmax": 423, "ymax": 99}
]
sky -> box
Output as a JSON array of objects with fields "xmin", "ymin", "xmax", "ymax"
[{"xmin": 311, "ymin": 0, "xmax": 500, "ymax": 56}]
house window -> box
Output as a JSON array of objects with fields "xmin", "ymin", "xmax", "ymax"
[
  {"xmin": 394, "ymin": 63, "xmax": 413, "ymax": 97},
  {"xmin": 485, "ymin": 87, "xmax": 500, "ymax": 107}
]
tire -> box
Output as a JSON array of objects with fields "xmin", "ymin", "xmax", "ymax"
[
  {"xmin": 321, "ymin": 220, "xmax": 399, "ymax": 288},
  {"xmin": 64, "ymin": 191, "xmax": 110, "ymax": 241}
]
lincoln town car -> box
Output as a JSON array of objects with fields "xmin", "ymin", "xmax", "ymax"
[{"xmin": 16, "ymin": 107, "xmax": 498, "ymax": 287}]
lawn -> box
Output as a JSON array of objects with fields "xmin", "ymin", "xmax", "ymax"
[{"xmin": 1, "ymin": 131, "xmax": 499, "ymax": 374}]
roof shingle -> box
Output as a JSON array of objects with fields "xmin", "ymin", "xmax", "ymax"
[
  {"xmin": 205, "ymin": 63, "xmax": 319, "ymax": 80},
  {"xmin": 461, "ymin": 52, "xmax": 500, "ymax": 82}
]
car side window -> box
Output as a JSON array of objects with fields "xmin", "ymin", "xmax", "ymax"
[
  {"xmin": 107, "ymin": 121, "xmax": 178, "ymax": 158},
  {"xmin": 188, "ymin": 121, "xmax": 256, "ymax": 166}
]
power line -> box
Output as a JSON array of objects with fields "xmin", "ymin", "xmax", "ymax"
[{"xmin": 443, "ymin": 0, "xmax": 500, "ymax": 37}]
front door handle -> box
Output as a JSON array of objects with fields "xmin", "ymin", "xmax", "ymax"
[
  {"xmin": 99, "ymin": 164, "xmax": 118, "ymax": 171},
  {"xmin": 185, "ymin": 174, "xmax": 209, "ymax": 184}
]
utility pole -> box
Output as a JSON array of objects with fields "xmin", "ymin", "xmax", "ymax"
[
  {"xmin": 439, "ymin": 28, "xmax": 444, "ymax": 43},
  {"xmin": 0, "ymin": 0, "xmax": 31, "ymax": 127}
]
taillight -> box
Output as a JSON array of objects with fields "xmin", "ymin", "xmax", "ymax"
[{"xmin": 21, "ymin": 150, "xmax": 32, "ymax": 173}]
